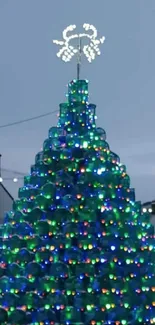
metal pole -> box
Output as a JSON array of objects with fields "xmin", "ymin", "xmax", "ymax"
[{"xmin": 77, "ymin": 37, "xmax": 82, "ymax": 80}]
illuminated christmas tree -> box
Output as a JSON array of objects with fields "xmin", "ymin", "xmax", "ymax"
[{"xmin": 0, "ymin": 24, "xmax": 154, "ymax": 325}]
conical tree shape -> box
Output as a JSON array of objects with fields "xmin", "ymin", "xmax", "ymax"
[{"xmin": 0, "ymin": 79, "xmax": 154, "ymax": 325}]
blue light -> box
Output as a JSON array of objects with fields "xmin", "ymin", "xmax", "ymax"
[
  {"xmin": 101, "ymin": 258, "xmax": 105, "ymax": 263},
  {"xmin": 111, "ymin": 245, "xmax": 116, "ymax": 251}
]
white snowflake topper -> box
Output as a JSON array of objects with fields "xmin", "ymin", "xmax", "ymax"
[{"xmin": 53, "ymin": 24, "xmax": 105, "ymax": 64}]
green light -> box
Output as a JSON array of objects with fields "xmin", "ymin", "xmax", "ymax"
[
  {"xmin": 125, "ymin": 207, "xmax": 130, "ymax": 212},
  {"xmin": 106, "ymin": 304, "xmax": 111, "ymax": 309},
  {"xmin": 1, "ymin": 79, "xmax": 154, "ymax": 324},
  {"xmin": 83, "ymin": 141, "xmax": 88, "ymax": 148},
  {"xmin": 10, "ymin": 307, "xmax": 15, "ymax": 311},
  {"xmin": 110, "ymin": 262, "xmax": 115, "ymax": 268},
  {"xmin": 138, "ymin": 318, "xmax": 143, "ymax": 322},
  {"xmin": 126, "ymin": 259, "xmax": 130, "ymax": 264},
  {"xmin": 45, "ymin": 304, "xmax": 50, "ymax": 309}
]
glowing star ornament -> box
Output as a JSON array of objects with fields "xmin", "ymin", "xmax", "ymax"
[{"xmin": 53, "ymin": 24, "xmax": 105, "ymax": 79}]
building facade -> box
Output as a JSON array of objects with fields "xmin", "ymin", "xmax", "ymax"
[{"xmin": 0, "ymin": 183, "xmax": 14, "ymax": 224}]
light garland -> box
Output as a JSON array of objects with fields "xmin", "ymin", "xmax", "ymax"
[
  {"xmin": 0, "ymin": 177, "xmax": 22, "ymax": 183},
  {"xmin": 0, "ymin": 79, "xmax": 154, "ymax": 325},
  {"xmin": 53, "ymin": 24, "xmax": 105, "ymax": 63}
]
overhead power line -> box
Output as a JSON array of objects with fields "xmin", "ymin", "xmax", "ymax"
[
  {"xmin": 0, "ymin": 110, "xmax": 58, "ymax": 129},
  {"xmin": 1, "ymin": 168, "xmax": 26, "ymax": 175},
  {"xmin": 0, "ymin": 109, "xmax": 59, "ymax": 182}
]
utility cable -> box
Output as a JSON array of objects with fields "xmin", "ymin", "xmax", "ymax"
[
  {"xmin": 0, "ymin": 110, "xmax": 58, "ymax": 129},
  {"xmin": 1, "ymin": 168, "xmax": 26, "ymax": 175}
]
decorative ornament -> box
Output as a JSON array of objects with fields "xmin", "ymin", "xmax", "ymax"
[{"xmin": 53, "ymin": 23, "xmax": 105, "ymax": 78}]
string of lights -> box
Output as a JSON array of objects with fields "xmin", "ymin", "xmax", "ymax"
[
  {"xmin": 0, "ymin": 176, "xmax": 24, "ymax": 183},
  {"xmin": 0, "ymin": 25, "xmax": 154, "ymax": 325},
  {"xmin": 0, "ymin": 78, "xmax": 154, "ymax": 325},
  {"xmin": 0, "ymin": 168, "xmax": 26, "ymax": 183}
]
